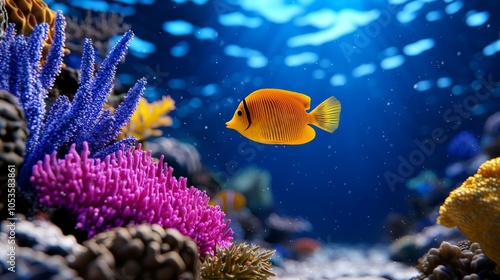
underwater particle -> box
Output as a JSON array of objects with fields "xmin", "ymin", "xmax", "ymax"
[
  {"xmin": 436, "ymin": 77, "xmax": 452, "ymax": 88},
  {"xmin": 219, "ymin": 12, "xmax": 263, "ymax": 28},
  {"xmin": 226, "ymin": 88, "xmax": 341, "ymax": 145},
  {"xmin": 465, "ymin": 10, "xmax": 489, "ymax": 27},
  {"xmin": 195, "ymin": 27, "xmax": 217, "ymax": 40},
  {"xmin": 482, "ymin": 38, "xmax": 500, "ymax": 56},
  {"xmin": 445, "ymin": 0, "xmax": 464, "ymax": 15},
  {"xmin": 284, "ymin": 52, "xmax": 318, "ymax": 67},
  {"xmin": 352, "ymin": 63, "xmax": 376, "ymax": 78},
  {"xmin": 330, "ymin": 74, "xmax": 347, "ymax": 86},
  {"xmin": 437, "ymin": 157, "xmax": 500, "ymax": 273},
  {"xmin": 68, "ymin": 225, "xmax": 201, "ymax": 280},
  {"xmin": 170, "ymin": 40, "xmax": 189, "ymax": 57},
  {"xmin": 162, "ymin": 20, "xmax": 195, "ymax": 36},
  {"xmin": 380, "ymin": 55, "xmax": 405, "ymax": 70},
  {"xmin": 425, "ymin": 10, "xmax": 443, "ymax": 22},
  {"xmin": 201, "ymin": 242, "xmax": 276, "ymax": 280},
  {"xmin": 403, "ymin": 38, "xmax": 435, "ymax": 56},
  {"xmin": 413, "ymin": 80, "xmax": 433, "ymax": 92}
]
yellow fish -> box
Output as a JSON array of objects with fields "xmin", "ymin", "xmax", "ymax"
[
  {"xmin": 209, "ymin": 190, "xmax": 247, "ymax": 213},
  {"xmin": 226, "ymin": 88, "xmax": 341, "ymax": 145}
]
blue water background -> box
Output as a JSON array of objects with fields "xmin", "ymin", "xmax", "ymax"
[{"xmin": 48, "ymin": 0, "xmax": 500, "ymax": 244}]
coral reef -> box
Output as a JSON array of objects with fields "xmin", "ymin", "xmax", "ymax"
[
  {"xmin": 147, "ymin": 137, "xmax": 221, "ymax": 197},
  {"xmin": 437, "ymin": 157, "xmax": 500, "ymax": 272},
  {"xmin": 47, "ymin": 66, "xmax": 80, "ymax": 105},
  {"xmin": 0, "ymin": 243, "xmax": 80, "ymax": 279},
  {"xmin": 4, "ymin": 0, "xmax": 57, "ymax": 48},
  {"xmin": 201, "ymin": 242, "xmax": 276, "ymax": 280},
  {"xmin": 119, "ymin": 95, "xmax": 175, "ymax": 142},
  {"xmin": 68, "ymin": 224, "xmax": 200, "ymax": 280},
  {"xmin": 0, "ymin": 214, "xmax": 84, "ymax": 257},
  {"xmin": 413, "ymin": 241, "xmax": 498, "ymax": 279},
  {"xmin": 0, "ymin": 15, "xmax": 146, "ymax": 193},
  {"xmin": 226, "ymin": 165, "xmax": 274, "ymax": 213},
  {"xmin": 389, "ymin": 224, "xmax": 465, "ymax": 264},
  {"xmin": 65, "ymin": 10, "xmax": 131, "ymax": 59},
  {"xmin": 31, "ymin": 142, "xmax": 232, "ymax": 257},
  {"xmin": 0, "ymin": 90, "xmax": 28, "ymax": 215},
  {"xmin": 0, "ymin": 0, "xmax": 7, "ymax": 39}
]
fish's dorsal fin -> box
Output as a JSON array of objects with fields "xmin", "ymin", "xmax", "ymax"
[{"xmin": 255, "ymin": 88, "xmax": 311, "ymax": 110}]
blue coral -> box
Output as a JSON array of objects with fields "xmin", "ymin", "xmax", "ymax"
[{"xmin": 0, "ymin": 13, "xmax": 146, "ymax": 191}]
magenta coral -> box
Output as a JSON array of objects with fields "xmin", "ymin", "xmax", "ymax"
[{"xmin": 31, "ymin": 142, "xmax": 233, "ymax": 257}]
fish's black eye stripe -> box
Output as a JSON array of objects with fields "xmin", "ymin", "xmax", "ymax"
[{"xmin": 242, "ymin": 98, "xmax": 252, "ymax": 131}]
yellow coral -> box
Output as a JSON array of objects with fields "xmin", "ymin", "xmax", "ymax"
[
  {"xmin": 437, "ymin": 157, "xmax": 500, "ymax": 272},
  {"xmin": 5, "ymin": 0, "xmax": 56, "ymax": 44},
  {"xmin": 119, "ymin": 96, "xmax": 175, "ymax": 141}
]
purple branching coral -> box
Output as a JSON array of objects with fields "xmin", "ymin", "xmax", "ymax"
[{"xmin": 31, "ymin": 142, "xmax": 233, "ymax": 257}]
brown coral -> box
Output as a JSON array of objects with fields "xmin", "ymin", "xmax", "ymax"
[
  {"xmin": 414, "ymin": 241, "xmax": 497, "ymax": 280},
  {"xmin": 437, "ymin": 157, "xmax": 500, "ymax": 272},
  {"xmin": 65, "ymin": 10, "xmax": 131, "ymax": 59},
  {"xmin": 0, "ymin": 90, "xmax": 28, "ymax": 218},
  {"xmin": 67, "ymin": 224, "xmax": 200, "ymax": 280}
]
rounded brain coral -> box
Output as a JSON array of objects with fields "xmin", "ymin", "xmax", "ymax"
[{"xmin": 437, "ymin": 157, "xmax": 500, "ymax": 272}]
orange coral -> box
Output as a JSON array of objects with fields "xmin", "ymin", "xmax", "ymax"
[
  {"xmin": 119, "ymin": 96, "xmax": 175, "ymax": 141},
  {"xmin": 5, "ymin": 0, "xmax": 57, "ymax": 42},
  {"xmin": 437, "ymin": 157, "xmax": 500, "ymax": 272}
]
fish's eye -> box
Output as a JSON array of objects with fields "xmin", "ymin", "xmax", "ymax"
[{"xmin": 237, "ymin": 110, "xmax": 242, "ymax": 116}]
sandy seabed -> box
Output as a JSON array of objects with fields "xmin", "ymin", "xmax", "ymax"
[{"xmin": 270, "ymin": 244, "xmax": 419, "ymax": 280}]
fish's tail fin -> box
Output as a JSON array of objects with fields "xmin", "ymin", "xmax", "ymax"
[{"xmin": 309, "ymin": 96, "xmax": 341, "ymax": 133}]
